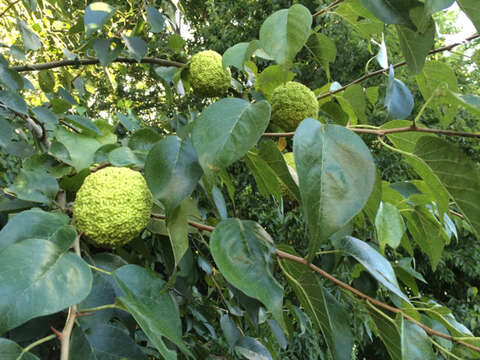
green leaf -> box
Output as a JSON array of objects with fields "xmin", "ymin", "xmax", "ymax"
[
  {"xmin": 457, "ymin": 0, "xmax": 480, "ymax": 33},
  {"xmin": 84, "ymin": 2, "xmax": 115, "ymax": 36},
  {"xmin": 336, "ymin": 236, "xmax": 410, "ymax": 303},
  {"xmin": 375, "ymin": 202, "xmax": 406, "ymax": 252},
  {"xmin": 55, "ymin": 125, "xmax": 117, "ymax": 171},
  {"xmin": 244, "ymin": 150, "xmax": 281, "ymax": 202},
  {"xmin": 122, "ymin": 35, "xmax": 147, "ymax": 63},
  {"xmin": 146, "ymin": 6, "xmax": 165, "ymax": 33},
  {"xmin": 293, "ymin": 119, "xmax": 376, "ymax": 260},
  {"xmin": 0, "ymin": 90, "xmax": 28, "ymax": 115},
  {"xmin": 0, "ymin": 66, "xmax": 23, "ymax": 91},
  {"xmin": 416, "ymin": 61, "xmax": 458, "ymax": 100},
  {"xmin": 385, "ymin": 67, "xmax": 414, "ymax": 119},
  {"xmin": 342, "ymin": 84, "xmax": 367, "ymax": 123},
  {"xmin": 70, "ymin": 327, "xmax": 97, "ymax": 360},
  {"xmin": 258, "ymin": 140, "xmax": 300, "ymax": 202},
  {"xmin": 145, "ymin": 136, "xmax": 202, "ymax": 213},
  {"xmin": 396, "ymin": 9, "xmax": 435, "ymax": 75},
  {"xmin": 128, "ymin": 128, "xmax": 161, "ymax": 151},
  {"xmin": 32, "ymin": 106, "xmax": 58, "ymax": 131},
  {"xmin": 259, "ymin": 4, "xmax": 312, "ymax": 65},
  {"xmin": 93, "ymin": 38, "xmax": 122, "ymax": 67},
  {"xmin": 86, "ymin": 324, "xmax": 147, "ymax": 360},
  {"xmin": 404, "ymin": 205, "xmax": 448, "ymax": 270},
  {"xmin": 0, "ymin": 338, "xmax": 40, "ymax": 360},
  {"xmin": 222, "ymin": 41, "xmax": 259, "ymax": 70},
  {"xmin": 414, "ymin": 136, "xmax": 480, "ymax": 238},
  {"xmin": 0, "ymin": 239, "xmax": 92, "ymax": 333},
  {"xmin": 235, "ymin": 337, "xmax": 272, "ymax": 360},
  {"xmin": 64, "ymin": 115, "xmax": 103, "ymax": 135},
  {"xmin": 7, "ymin": 169, "xmax": 58, "ymax": 204},
  {"xmin": 210, "ymin": 219, "xmax": 286, "ymax": 331},
  {"xmin": 192, "ymin": 98, "xmax": 271, "ymax": 172},
  {"xmin": 114, "ymin": 265, "xmax": 193, "ymax": 359},
  {"xmin": 447, "ymin": 91, "xmax": 480, "ymax": 119},
  {"xmin": 307, "ymin": 33, "xmax": 336, "ymax": 80},
  {"xmin": 360, "ymin": 0, "xmax": 419, "ymax": 30},
  {"xmin": 108, "ymin": 146, "xmax": 144, "ymax": 167},
  {"xmin": 220, "ymin": 314, "xmax": 242, "ymax": 347},
  {"xmin": 38, "ymin": 70, "xmax": 55, "ymax": 93},
  {"xmin": 17, "ymin": 18, "xmax": 42, "ymax": 51},
  {"xmin": 116, "ymin": 112, "xmax": 140, "ymax": 131},
  {"xmin": 0, "ymin": 208, "xmax": 69, "ymax": 251},
  {"xmin": 425, "ymin": 0, "xmax": 455, "ymax": 15},
  {"xmin": 278, "ymin": 245, "xmax": 354, "ymax": 360},
  {"xmin": 166, "ymin": 199, "xmax": 196, "ymax": 267},
  {"xmin": 254, "ymin": 65, "xmax": 295, "ymax": 99}
]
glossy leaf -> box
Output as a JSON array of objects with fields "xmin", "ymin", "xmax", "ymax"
[
  {"xmin": 259, "ymin": 4, "xmax": 312, "ymax": 65},
  {"xmin": 0, "ymin": 66, "xmax": 23, "ymax": 91},
  {"xmin": 0, "ymin": 208, "xmax": 69, "ymax": 251},
  {"xmin": 192, "ymin": 98, "xmax": 271, "ymax": 172},
  {"xmin": 385, "ymin": 66, "xmax": 414, "ymax": 119},
  {"xmin": 375, "ymin": 202, "xmax": 405, "ymax": 252},
  {"xmin": 0, "ymin": 239, "xmax": 92, "ymax": 333},
  {"xmin": 360, "ymin": 0, "xmax": 419, "ymax": 29},
  {"xmin": 278, "ymin": 245, "xmax": 354, "ymax": 360},
  {"xmin": 7, "ymin": 169, "xmax": 58, "ymax": 204},
  {"xmin": 145, "ymin": 136, "xmax": 202, "ymax": 213},
  {"xmin": 293, "ymin": 119, "xmax": 376, "ymax": 260},
  {"xmin": 122, "ymin": 35, "xmax": 147, "ymax": 62},
  {"xmin": 0, "ymin": 90, "xmax": 28, "ymax": 115},
  {"xmin": 114, "ymin": 265, "xmax": 192, "ymax": 359},
  {"xmin": 222, "ymin": 41, "xmax": 259, "ymax": 70},
  {"xmin": 425, "ymin": 0, "xmax": 455, "ymax": 15},
  {"xmin": 336, "ymin": 236, "xmax": 409, "ymax": 303},
  {"xmin": 210, "ymin": 219, "xmax": 286, "ymax": 331},
  {"xmin": 84, "ymin": 2, "xmax": 115, "ymax": 36}
]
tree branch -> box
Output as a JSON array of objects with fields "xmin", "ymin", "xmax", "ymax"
[
  {"xmin": 263, "ymin": 125, "xmax": 480, "ymax": 140},
  {"xmin": 312, "ymin": 0, "xmax": 344, "ymax": 17},
  {"xmin": 159, "ymin": 215, "xmax": 480, "ymax": 353},
  {"xmin": 11, "ymin": 57, "xmax": 185, "ymax": 72},
  {"xmin": 316, "ymin": 33, "xmax": 479, "ymax": 100},
  {"xmin": 0, "ymin": 0, "xmax": 21, "ymax": 18}
]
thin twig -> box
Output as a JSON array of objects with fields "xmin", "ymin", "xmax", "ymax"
[
  {"xmin": 90, "ymin": 162, "xmax": 111, "ymax": 172},
  {"xmin": 0, "ymin": 0, "xmax": 21, "ymax": 18},
  {"xmin": 59, "ymin": 234, "xmax": 82, "ymax": 360},
  {"xmin": 18, "ymin": 334, "xmax": 57, "ymax": 360},
  {"xmin": 312, "ymin": 0, "xmax": 344, "ymax": 17},
  {"xmin": 316, "ymin": 34, "xmax": 480, "ymax": 100},
  {"xmin": 263, "ymin": 125, "xmax": 480, "ymax": 140},
  {"xmin": 168, "ymin": 216, "xmax": 480, "ymax": 353},
  {"xmin": 11, "ymin": 57, "xmax": 185, "ymax": 72}
]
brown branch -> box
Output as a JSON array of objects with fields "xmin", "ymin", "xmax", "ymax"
[
  {"xmin": 0, "ymin": 0, "xmax": 21, "ymax": 18},
  {"xmin": 11, "ymin": 57, "xmax": 185, "ymax": 72},
  {"xmin": 161, "ymin": 215, "xmax": 480, "ymax": 353},
  {"xmin": 274, "ymin": 249, "xmax": 480, "ymax": 354},
  {"xmin": 263, "ymin": 125, "xmax": 480, "ymax": 140},
  {"xmin": 313, "ymin": 0, "xmax": 345, "ymax": 18},
  {"xmin": 317, "ymin": 34, "xmax": 480, "ymax": 100},
  {"xmin": 90, "ymin": 162, "xmax": 111, "ymax": 173}
]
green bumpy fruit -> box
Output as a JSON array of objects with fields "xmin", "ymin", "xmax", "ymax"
[
  {"xmin": 270, "ymin": 81, "xmax": 319, "ymax": 132},
  {"xmin": 189, "ymin": 50, "xmax": 231, "ymax": 97},
  {"xmin": 73, "ymin": 167, "xmax": 153, "ymax": 248}
]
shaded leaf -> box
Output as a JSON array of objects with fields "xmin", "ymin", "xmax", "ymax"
[
  {"xmin": 0, "ymin": 90, "xmax": 28, "ymax": 115},
  {"xmin": 146, "ymin": 6, "xmax": 165, "ymax": 33},
  {"xmin": 93, "ymin": 38, "xmax": 122, "ymax": 67},
  {"xmin": 0, "ymin": 338, "xmax": 39, "ymax": 360},
  {"xmin": 385, "ymin": 66, "xmax": 414, "ymax": 119},
  {"xmin": 122, "ymin": 35, "xmax": 147, "ymax": 63},
  {"xmin": 375, "ymin": 202, "xmax": 405, "ymax": 251},
  {"xmin": 360, "ymin": 0, "xmax": 419, "ymax": 29},
  {"xmin": 84, "ymin": 2, "xmax": 115, "ymax": 36},
  {"xmin": 17, "ymin": 19, "xmax": 42, "ymax": 51},
  {"xmin": 7, "ymin": 169, "xmax": 58, "ymax": 204},
  {"xmin": 235, "ymin": 337, "xmax": 272, "ymax": 360}
]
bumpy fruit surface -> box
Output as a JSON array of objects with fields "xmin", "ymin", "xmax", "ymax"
[
  {"xmin": 189, "ymin": 50, "xmax": 231, "ymax": 97},
  {"xmin": 270, "ymin": 81, "xmax": 319, "ymax": 132},
  {"xmin": 73, "ymin": 167, "xmax": 153, "ymax": 248}
]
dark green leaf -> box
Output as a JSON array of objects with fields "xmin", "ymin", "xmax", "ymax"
[
  {"xmin": 244, "ymin": 151, "xmax": 281, "ymax": 202},
  {"xmin": 210, "ymin": 219, "xmax": 286, "ymax": 331},
  {"xmin": 128, "ymin": 128, "xmax": 161, "ymax": 151},
  {"xmin": 114, "ymin": 265, "xmax": 193, "ymax": 359},
  {"xmin": 360, "ymin": 0, "xmax": 419, "ymax": 29},
  {"xmin": 235, "ymin": 337, "xmax": 272, "ymax": 360},
  {"xmin": 0, "ymin": 338, "xmax": 39, "ymax": 360},
  {"xmin": 0, "ymin": 66, "xmax": 23, "ymax": 91},
  {"xmin": 259, "ymin": 4, "xmax": 312, "ymax": 65},
  {"xmin": 278, "ymin": 245, "xmax": 353, "ymax": 360},
  {"xmin": 146, "ymin": 7, "xmax": 165, "ymax": 33},
  {"xmin": 116, "ymin": 112, "xmax": 139, "ymax": 131},
  {"xmin": 0, "ymin": 90, "xmax": 28, "ymax": 115},
  {"xmin": 93, "ymin": 38, "xmax": 122, "ymax": 67},
  {"xmin": 336, "ymin": 236, "xmax": 409, "ymax": 302},
  {"xmin": 70, "ymin": 327, "xmax": 97, "ymax": 360},
  {"xmin": 84, "ymin": 2, "xmax": 115, "ymax": 36},
  {"xmin": 32, "ymin": 106, "xmax": 58, "ymax": 131},
  {"xmin": 86, "ymin": 324, "xmax": 146, "ymax": 360},
  {"xmin": 166, "ymin": 199, "xmax": 197, "ymax": 267},
  {"xmin": 145, "ymin": 136, "xmax": 202, "ymax": 213},
  {"xmin": 7, "ymin": 169, "xmax": 58, "ymax": 204},
  {"xmin": 307, "ymin": 33, "xmax": 336, "ymax": 80},
  {"xmin": 108, "ymin": 146, "xmax": 144, "ymax": 167},
  {"xmin": 293, "ymin": 119, "xmax": 376, "ymax": 260},
  {"xmin": 375, "ymin": 202, "xmax": 405, "ymax": 252},
  {"xmin": 0, "ymin": 239, "xmax": 92, "ymax": 333},
  {"xmin": 64, "ymin": 115, "xmax": 103, "ymax": 135},
  {"xmin": 457, "ymin": 0, "xmax": 480, "ymax": 33},
  {"xmin": 38, "ymin": 70, "xmax": 55, "ymax": 93},
  {"xmin": 192, "ymin": 98, "xmax": 271, "ymax": 172},
  {"xmin": 425, "ymin": 0, "xmax": 455, "ymax": 15},
  {"xmin": 220, "ymin": 314, "xmax": 242, "ymax": 347},
  {"xmin": 0, "ymin": 208, "xmax": 69, "ymax": 251}
]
